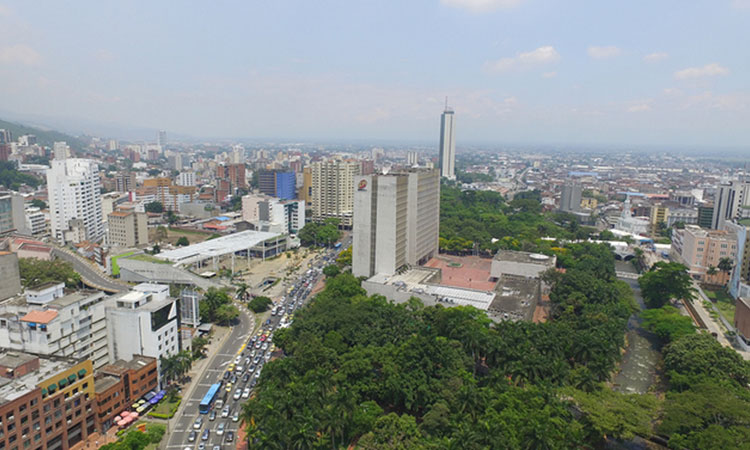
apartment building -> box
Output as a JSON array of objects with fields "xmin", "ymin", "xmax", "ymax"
[
  {"xmin": 141, "ymin": 178, "xmax": 196, "ymax": 211},
  {"xmin": 310, "ymin": 160, "xmax": 360, "ymax": 227},
  {"xmin": 353, "ymin": 169, "xmax": 440, "ymax": 278},
  {"xmin": 94, "ymin": 355, "xmax": 157, "ymax": 433},
  {"xmin": 107, "ymin": 210, "xmax": 148, "ymax": 248},
  {"xmin": 0, "ymin": 282, "xmax": 111, "ymax": 370},
  {"xmin": 0, "ymin": 353, "xmax": 95, "ymax": 450},
  {"xmin": 241, "ymin": 194, "xmax": 304, "ymax": 234},
  {"xmin": 47, "ymin": 159, "xmax": 104, "ymax": 244},
  {"xmin": 671, "ymin": 224, "xmax": 737, "ymax": 283}
]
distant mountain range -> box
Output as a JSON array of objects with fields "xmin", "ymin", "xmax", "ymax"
[{"xmin": 0, "ymin": 118, "xmax": 86, "ymax": 151}]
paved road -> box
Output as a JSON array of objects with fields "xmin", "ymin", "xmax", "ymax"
[
  {"xmin": 165, "ymin": 303, "xmax": 255, "ymax": 450},
  {"xmin": 52, "ymin": 248, "xmax": 128, "ymax": 293}
]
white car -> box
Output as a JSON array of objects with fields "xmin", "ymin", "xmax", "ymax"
[
  {"xmin": 234, "ymin": 355, "xmax": 242, "ymax": 364},
  {"xmin": 261, "ymin": 342, "xmax": 268, "ymax": 351},
  {"xmin": 242, "ymin": 387, "xmax": 251, "ymax": 399},
  {"xmin": 216, "ymin": 422, "xmax": 226, "ymax": 436},
  {"xmin": 233, "ymin": 388, "xmax": 242, "ymax": 401},
  {"xmin": 193, "ymin": 417, "xmax": 203, "ymax": 430},
  {"xmin": 221, "ymin": 406, "xmax": 230, "ymax": 418}
]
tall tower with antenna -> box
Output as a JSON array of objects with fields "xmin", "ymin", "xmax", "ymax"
[{"xmin": 438, "ymin": 98, "xmax": 456, "ymax": 180}]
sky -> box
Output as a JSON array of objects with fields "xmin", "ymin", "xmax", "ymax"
[{"xmin": 0, "ymin": 0, "xmax": 748, "ymax": 148}]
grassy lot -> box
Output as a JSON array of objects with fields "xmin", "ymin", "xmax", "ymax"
[
  {"xmin": 129, "ymin": 254, "xmax": 171, "ymax": 264},
  {"xmin": 110, "ymin": 251, "xmax": 136, "ymax": 276},
  {"xmin": 149, "ymin": 396, "xmax": 181, "ymax": 417},
  {"xmin": 148, "ymin": 227, "xmax": 216, "ymax": 246},
  {"xmin": 703, "ymin": 287, "xmax": 735, "ymax": 324}
]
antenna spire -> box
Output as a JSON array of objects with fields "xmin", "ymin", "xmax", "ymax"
[{"xmin": 445, "ymin": 96, "xmax": 448, "ymax": 111}]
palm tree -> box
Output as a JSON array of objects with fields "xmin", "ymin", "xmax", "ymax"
[
  {"xmin": 718, "ymin": 257, "xmax": 734, "ymax": 274},
  {"xmin": 707, "ymin": 266, "xmax": 718, "ymax": 276},
  {"xmin": 235, "ymin": 283, "xmax": 249, "ymax": 301}
]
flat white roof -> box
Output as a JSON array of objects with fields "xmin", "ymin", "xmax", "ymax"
[{"xmin": 154, "ymin": 230, "xmax": 282, "ymax": 265}]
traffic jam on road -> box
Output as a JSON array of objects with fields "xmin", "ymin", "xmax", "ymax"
[{"xmin": 183, "ymin": 249, "xmax": 340, "ymax": 449}]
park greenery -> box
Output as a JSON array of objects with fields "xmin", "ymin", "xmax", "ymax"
[
  {"xmin": 176, "ymin": 236, "xmax": 189, "ymax": 246},
  {"xmin": 248, "ymin": 296, "xmax": 273, "ymax": 313},
  {"xmin": 159, "ymin": 351, "xmax": 193, "ymax": 384},
  {"xmin": 18, "ymin": 258, "xmax": 81, "ymax": 288},
  {"xmin": 242, "ymin": 242, "xmax": 653, "ymax": 448},
  {"xmin": 299, "ymin": 218, "xmax": 341, "ymax": 247},
  {"xmin": 0, "ymin": 161, "xmax": 42, "ymax": 189},
  {"xmin": 199, "ymin": 287, "xmax": 240, "ymax": 325},
  {"xmin": 100, "ymin": 423, "xmax": 166, "ymax": 450},
  {"xmin": 144, "ymin": 201, "xmax": 164, "ymax": 213},
  {"xmin": 640, "ymin": 305, "xmax": 695, "ymax": 344},
  {"xmin": 439, "ymin": 186, "xmax": 596, "ymax": 254},
  {"xmin": 322, "ymin": 264, "xmax": 341, "ymax": 278},
  {"xmin": 336, "ymin": 247, "xmax": 352, "ymax": 266},
  {"xmin": 638, "ymin": 262, "xmax": 694, "ymax": 308}
]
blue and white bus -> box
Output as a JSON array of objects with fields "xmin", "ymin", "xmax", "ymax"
[{"xmin": 199, "ymin": 383, "xmax": 221, "ymax": 414}]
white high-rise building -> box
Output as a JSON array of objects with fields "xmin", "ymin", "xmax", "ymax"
[
  {"xmin": 407, "ymin": 151, "xmax": 418, "ymax": 166},
  {"xmin": 712, "ymin": 179, "xmax": 750, "ymax": 230},
  {"xmin": 353, "ymin": 169, "xmax": 440, "ymax": 278},
  {"xmin": 53, "ymin": 141, "xmax": 71, "ymax": 160},
  {"xmin": 438, "ymin": 105, "xmax": 456, "ymax": 180},
  {"xmin": 311, "ymin": 160, "xmax": 361, "ymax": 227},
  {"xmin": 47, "ymin": 159, "xmax": 104, "ymax": 244},
  {"xmin": 241, "ymin": 193, "xmax": 304, "ymax": 234},
  {"xmin": 231, "ymin": 145, "xmax": 245, "ymax": 164},
  {"xmin": 176, "ymin": 171, "xmax": 196, "ymax": 187},
  {"xmin": 157, "ymin": 130, "xmax": 167, "ymax": 147}
]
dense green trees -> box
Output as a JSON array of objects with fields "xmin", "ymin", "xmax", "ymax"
[
  {"xmin": 243, "ymin": 243, "xmax": 640, "ymax": 448},
  {"xmin": 439, "ymin": 186, "xmax": 593, "ymax": 254},
  {"xmin": 640, "ymin": 305, "xmax": 695, "ymax": 343},
  {"xmin": 248, "ymin": 296, "xmax": 273, "ymax": 313},
  {"xmin": 18, "ymin": 258, "xmax": 81, "ymax": 288},
  {"xmin": 144, "ymin": 201, "xmax": 164, "ymax": 213},
  {"xmin": 175, "ymin": 236, "xmax": 189, "ymax": 246},
  {"xmin": 199, "ymin": 287, "xmax": 240, "ymax": 324},
  {"xmin": 638, "ymin": 262, "xmax": 694, "ymax": 308},
  {"xmin": 0, "ymin": 161, "xmax": 42, "ymax": 189},
  {"xmin": 299, "ymin": 218, "xmax": 341, "ymax": 247}
]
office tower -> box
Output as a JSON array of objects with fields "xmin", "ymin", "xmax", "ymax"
[
  {"xmin": 301, "ymin": 167, "xmax": 313, "ymax": 207},
  {"xmin": 0, "ymin": 192, "xmax": 27, "ymax": 234},
  {"xmin": 242, "ymin": 194, "xmax": 305, "ymax": 234},
  {"xmin": 143, "ymin": 177, "xmax": 197, "ymax": 211},
  {"xmin": 53, "ymin": 141, "xmax": 71, "ymax": 160},
  {"xmin": 407, "ymin": 151, "xmax": 418, "ymax": 166},
  {"xmin": 216, "ymin": 163, "xmax": 247, "ymax": 190},
  {"xmin": 311, "ymin": 160, "xmax": 361, "ymax": 227},
  {"xmin": 107, "ymin": 210, "xmax": 148, "ymax": 247},
  {"xmin": 176, "ymin": 171, "xmax": 196, "ymax": 187},
  {"xmin": 698, "ymin": 204, "xmax": 714, "ymax": 228},
  {"xmin": 157, "ymin": 130, "xmax": 167, "ymax": 147},
  {"xmin": 114, "ymin": 172, "xmax": 136, "ymax": 192},
  {"xmin": 360, "ymin": 160, "xmax": 374, "ymax": 175},
  {"xmin": 353, "ymin": 169, "xmax": 440, "ymax": 278},
  {"xmin": 231, "ymin": 145, "xmax": 245, "ymax": 164},
  {"xmin": 559, "ymin": 184, "xmax": 582, "ymax": 213},
  {"xmin": 438, "ymin": 104, "xmax": 456, "ymax": 179},
  {"xmin": 257, "ymin": 171, "xmax": 296, "ymax": 199},
  {"xmin": 167, "ymin": 153, "xmax": 183, "ymax": 170},
  {"xmin": 107, "ymin": 139, "xmax": 118, "ymax": 151},
  {"xmin": 0, "ymin": 129, "xmax": 11, "ymax": 144},
  {"xmin": 47, "ymin": 159, "xmax": 104, "ymax": 244},
  {"xmin": 712, "ymin": 180, "xmax": 750, "ymax": 229}
]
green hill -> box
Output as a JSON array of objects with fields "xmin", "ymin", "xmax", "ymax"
[{"xmin": 0, "ymin": 118, "xmax": 85, "ymax": 151}]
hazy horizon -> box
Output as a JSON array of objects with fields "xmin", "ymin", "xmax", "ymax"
[{"xmin": 1, "ymin": 1, "xmax": 748, "ymax": 149}]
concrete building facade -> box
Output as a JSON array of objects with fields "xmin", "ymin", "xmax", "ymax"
[
  {"xmin": 671, "ymin": 224, "xmax": 737, "ymax": 283},
  {"xmin": 311, "ymin": 160, "xmax": 360, "ymax": 227},
  {"xmin": 47, "ymin": 159, "xmax": 104, "ymax": 244},
  {"xmin": 353, "ymin": 169, "xmax": 440, "ymax": 278},
  {"xmin": 107, "ymin": 210, "xmax": 148, "ymax": 248},
  {"xmin": 438, "ymin": 107, "xmax": 456, "ymax": 179},
  {"xmin": 559, "ymin": 184, "xmax": 582, "ymax": 213}
]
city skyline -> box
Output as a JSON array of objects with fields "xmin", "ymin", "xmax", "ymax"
[{"xmin": 0, "ymin": 1, "xmax": 747, "ymax": 148}]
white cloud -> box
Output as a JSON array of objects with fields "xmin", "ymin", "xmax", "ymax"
[
  {"xmin": 587, "ymin": 46, "xmax": 621, "ymax": 59},
  {"xmin": 441, "ymin": 0, "xmax": 523, "ymax": 12},
  {"xmin": 674, "ymin": 63, "xmax": 729, "ymax": 79},
  {"xmin": 644, "ymin": 52, "xmax": 668, "ymax": 62},
  {"xmin": 627, "ymin": 103, "xmax": 652, "ymax": 113},
  {"xmin": 542, "ymin": 71, "xmax": 557, "ymax": 78},
  {"xmin": 0, "ymin": 44, "xmax": 40, "ymax": 65},
  {"xmin": 485, "ymin": 46, "xmax": 560, "ymax": 73},
  {"xmin": 732, "ymin": 0, "xmax": 750, "ymax": 9}
]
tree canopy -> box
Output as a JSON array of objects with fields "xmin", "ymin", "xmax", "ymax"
[
  {"xmin": 18, "ymin": 258, "xmax": 81, "ymax": 288},
  {"xmin": 145, "ymin": 201, "xmax": 164, "ymax": 213},
  {"xmin": 242, "ymin": 242, "xmax": 643, "ymax": 448},
  {"xmin": 638, "ymin": 261, "xmax": 694, "ymax": 308},
  {"xmin": 248, "ymin": 296, "xmax": 273, "ymax": 313},
  {"xmin": 0, "ymin": 161, "xmax": 42, "ymax": 189},
  {"xmin": 199, "ymin": 287, "xmax": 239, "ymax": 325},
  {"xmin": 640, "ymin": 305, "xmax": 695, "ymax": 344},
  {"xmin": 299, "ymin": 218, "xmax": 341, "ymax": 247}
]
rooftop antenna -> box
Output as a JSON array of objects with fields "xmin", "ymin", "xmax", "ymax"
[{"xmin": 445, "ymin": 96, "xmax": 448, "ymax": 111}]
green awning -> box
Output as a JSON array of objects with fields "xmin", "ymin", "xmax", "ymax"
[
  {"xmin": 77, "ymin": 369, "xmax": 87, "ymax": 378},
  {"xmin": 48, "ymin": 383, "xmax": 57, "ymax": 392},
  {"xmin": 67, "ymin": 374, "xmax": 76, "ymax": 383},
  {"xmin": 41, "ymin": 388, "xmax": 47, "ymax": 395},
  {"xmin": 58, "ymin": 378, "xmax": 67, "ymax": 387}
]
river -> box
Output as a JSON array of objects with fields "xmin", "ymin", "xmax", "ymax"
[{"xmin": 612, "ymin": 262, "xmax": 661, "ymax": 394}]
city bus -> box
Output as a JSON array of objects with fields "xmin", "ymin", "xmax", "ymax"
[{"xmin": 199, "ymin": 383, "xmax": 221, "ymax": 414}]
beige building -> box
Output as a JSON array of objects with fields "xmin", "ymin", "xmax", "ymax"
[
  {"xmin": 301, "ymin": 167, "xmax": 313, "ymax": 208},
  {"xmin": 311, "ymin": 160, "xmax": 360, "ymax": 227},
  {"xmin": 672, "ymin": 224, "xmax": 737, "ymax": 283},
  {"xmin": 107, "ymin": 210, "xmax": 148, "ymax": 247},
  {"xmin": 353, "ymin": 169, "xmax": 440, "ymax": 278}
]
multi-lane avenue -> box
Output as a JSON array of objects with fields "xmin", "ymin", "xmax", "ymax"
[{"xmin": 165, "ymin": 245, "xmax": 339, "ymax": 450}]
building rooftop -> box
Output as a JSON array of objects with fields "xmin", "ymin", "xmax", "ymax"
[
  {"xmin": 0, "ymin": 354, "xmax": 75, "ymax": 404},
  {"xmin": 19, "ymin": 309, "xmax": 58, "ymax": 324},
  {"xmin": 154, "ymin": 230, "xmax": 282, "ymax": 265},
  {"xmin": 49, "ymin": 290, "xmax": 102, "ymax": 308},
  {"xmin": 488, "ymin": 276, "xmax": 541, "ymax": 322},
  {"xmin": 94, "ymin": 375, "xmax": 120, "ymax": 394},
  {"xmin": 0, "ymin": 352, "xmax": 37, "ymax": 369},
  {"xmin": 493, "ymin": 250, "xmax": 557, "ymax": 267}
]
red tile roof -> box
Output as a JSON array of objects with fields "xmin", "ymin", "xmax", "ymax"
[{"xmin": 20, "ymin": 310, "xmax": 58, "ymax": 324}]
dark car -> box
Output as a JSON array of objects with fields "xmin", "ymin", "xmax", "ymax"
[
  {"xmin": 230, "ymin": 374, "xmax": 237, "ymax": 384},
  {"xmin": 225, "ymin": 431, "xmax": 235, "ymax": 443},
  {"xmin": 242, "ymin": 373, "xmax": 250, "ymax": 383},
  {"xmin": 223, "ymin": 371, "xmax": 230, "ymax": 380},
  {"xmin": 201, "ymin": 429, "xmax": 210, "ymax": 441},
  {"xmin": 188, "ymin": 431, "xmax": 197, "ymax": 442}
]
